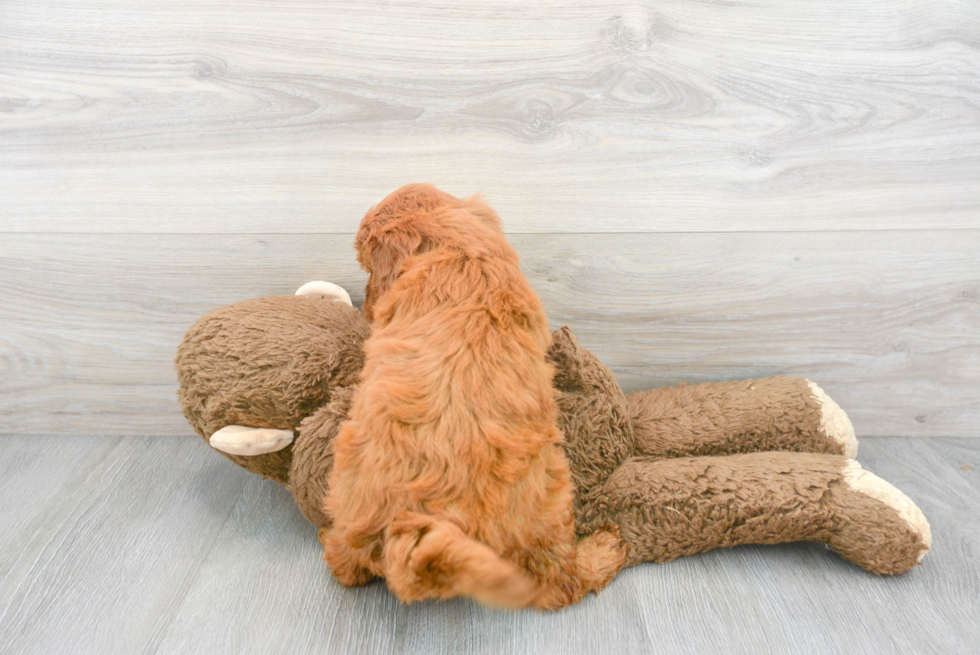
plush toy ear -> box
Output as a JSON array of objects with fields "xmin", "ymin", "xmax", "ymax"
[
  {"xmin": 295, "ymin": 281, "xmax": 353, "ymax": 306},
  {"xmin": 209, "ymin": 425, "xmax": 294, "ymax": 456}
]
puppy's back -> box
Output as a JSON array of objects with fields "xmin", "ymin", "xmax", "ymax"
[{"xmin": 324, "ymin": 192, "xmax": 625, "ymax": 609}]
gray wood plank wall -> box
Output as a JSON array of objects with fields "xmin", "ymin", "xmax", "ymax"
[{"xmin": 2, "ymin": 0, "xmax": 978, "ymax": 437}]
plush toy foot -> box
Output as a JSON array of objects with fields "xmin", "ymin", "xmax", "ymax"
[
  {"xmin": 829, "ymin": 460, "xmax": 932, "ymax": 574},
  {"xmin": 806, "ymin": 380, "xmax": 858, "ymax": 458},
  {"xmin": 209, "ymin": 425, "xmax": 294, "ymax": 456}
]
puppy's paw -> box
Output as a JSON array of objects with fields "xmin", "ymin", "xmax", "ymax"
[
  {"xmin": 575, "ymin": 527, "xmax": 628, "ymax": 593},
  {"xmin": 317, "ymin": 527, "xmax": 331, "ymax": 554},
  {"xmin": 319, "ymin": 527, "xmax": 374, "ymax": 587}
]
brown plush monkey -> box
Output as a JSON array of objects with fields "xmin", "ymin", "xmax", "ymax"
[{"xmin": 176, "ymin": 291, "xmax": 930, "ymax": 579}]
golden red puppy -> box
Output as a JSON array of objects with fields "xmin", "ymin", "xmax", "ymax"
[{"xmin": 320, "ymin": 184, "xmax": 626, "ymax": 609}]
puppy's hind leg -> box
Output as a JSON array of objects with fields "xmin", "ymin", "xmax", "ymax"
[
  {"xmin": 572, "ymin": 527, "xmax": 629, "ymax": 593},
  {"xmin": 527, "ymin": 528, "xmax": 628, "ymax": 610},
  {"xmin": 382, "ymin": 512, "xmax": 541, "ymax": 608},
  {"xmin": 319, "ymin": 527, "xmax": 376, "ymax": 587}
]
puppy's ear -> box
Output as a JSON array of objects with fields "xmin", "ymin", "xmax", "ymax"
[
  {"xmin": 359, "ymin": 226, "xmax": 425, "ymax": 322},
  {"xmin": 356, "ymin": 184, "xmax": 457, "ymax": 322},
  {"xmin": 459, "ymin": 194, "xmax": 503, "ymax": 232}
]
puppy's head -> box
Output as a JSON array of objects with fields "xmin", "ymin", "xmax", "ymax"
[{"xmin": 355, "ymin": 184, "xmax": 459, "ymax": 321}]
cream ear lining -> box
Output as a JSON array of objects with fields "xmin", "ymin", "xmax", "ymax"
[
  {"xmin": 295, "ymin": 281, "xmax": 353, "ymax": 306},
  {"xmin": 209, "ymin": 425, "xmax": 295, "ymax": 456}
]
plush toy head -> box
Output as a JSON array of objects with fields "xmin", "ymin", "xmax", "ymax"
[{"xmin": 175, "ymin": 295, "xmax": 369, "ymax": 483}]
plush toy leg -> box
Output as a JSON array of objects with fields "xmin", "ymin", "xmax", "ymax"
[
  {"xmin": 289, "ymin": 387, "xmax": 357, "ymax": 530},
  {"xmin": 627, "ymin": 377, "xmax": 857, "ymax": 459},
  {"xmin": 600, "ymin": 452, "xmax": 929, "ymax": 574}
]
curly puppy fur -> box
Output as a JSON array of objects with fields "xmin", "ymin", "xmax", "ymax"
[{"xmin": 321, "ymin": 184, "xmax": 626, "ymax": 609}]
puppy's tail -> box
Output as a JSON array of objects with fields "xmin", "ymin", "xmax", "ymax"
[{"xmin": 383, "ymin": 512, "xmax": 541, "ymax": 609}]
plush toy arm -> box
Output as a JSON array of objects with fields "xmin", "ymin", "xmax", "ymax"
[
  {"xmin": 626, "ymin": 377, "xmax": 857, "ymax": 459},
  {"xmin": 288, "ymin": 386, "xmax": 357, "ymax": 530},
  {"xmin": 596, "ymin": 452, "xmax": 929, "ymax": 575}
]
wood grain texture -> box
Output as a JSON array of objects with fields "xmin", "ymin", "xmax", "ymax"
[
  {"xmin": 2, "ymin": 0, "xmax": 979, "ymax": 233},
  {"xmin": 0, "ymin": 435, "xmax": 251, "ymax": 655},
  {"xmin": 0, "ymin": 435, "xmax": 976, "ymax": 654},
  {"xmin": 927, "ymin": 438, "xmax": 980, "ymax": 493},
  {"xmin": 2, "ymin": 231, "xmax": 977, "ymax": 437}
]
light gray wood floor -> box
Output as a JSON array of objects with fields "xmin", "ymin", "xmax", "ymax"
[{"xmin": 0, "ymin": 435, "xmax": 976, "ymax": 655}]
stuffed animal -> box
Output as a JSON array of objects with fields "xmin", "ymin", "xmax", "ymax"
[{"xmin": 176, "ymin": 288, "xmax": 930, "ymax": 578}]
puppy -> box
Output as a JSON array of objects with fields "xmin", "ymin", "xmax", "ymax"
[{"xmin": 320, "ymin": 184, "xmax": 626, "ymax": 609}]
